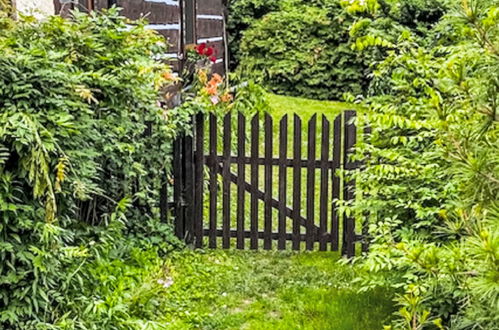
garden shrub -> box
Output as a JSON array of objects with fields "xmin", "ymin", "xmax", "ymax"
[
  {"xmin": 227, "ymin": 0, "xmax": 280, "ymax": 69},
  {"xmin": 230, "ymin": 0, "xmax": 450, "ymax": 100},
  {"xmin": 0, "ymin": 9, "xmax": 187, "ymax": 328},
  {"xmin": 237, "ymin": 0, "xmax": 367, "ymax": 100},
  {"xmin": 344, "ymin": 0, "xmax": 499, "ymax": 328}
]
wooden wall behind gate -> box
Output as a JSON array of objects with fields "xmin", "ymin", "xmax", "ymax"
[{"xmin": 53, "ymin": 0, "xmax": 227, "ymax": 74}]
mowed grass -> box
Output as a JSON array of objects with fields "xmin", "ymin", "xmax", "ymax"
[
  {"xmin": 161, "ymin": 250, "xmax": 394, "ymax": 329},
  {"xmin": 265, "ymin": 93, "xmax": 360, "ymax": 120}
]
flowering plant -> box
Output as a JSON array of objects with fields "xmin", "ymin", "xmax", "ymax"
[
  {"xmin": 194, "ymin": 43, "xmax": 218, "ymax": 63},
  {"xmin": 181, "ymin": 68, "xmax": 233, "ymax": 116},
  {"xmin": 186, "ymin": 42, "xmax": 218, "ymax": 64},
  {"xmin": 176, "ymin": 42, "xmax": 234, "ymax": 116}
]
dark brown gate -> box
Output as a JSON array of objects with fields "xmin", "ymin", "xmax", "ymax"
[{"xmin": 173, "ymin": 110, "xmax": 365, "ymax": 257}]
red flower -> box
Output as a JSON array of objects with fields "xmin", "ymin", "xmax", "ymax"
[
  {"xmin": 204, "ymin": 47, "xmax": 214, "ymax": 56},
  {"xmin": 210, "ymin": 56, "xmax": 217, "ymax": 63},
  {"xmin": 196, "ymin": 43, "xmax": 206, "ymax": 55}
]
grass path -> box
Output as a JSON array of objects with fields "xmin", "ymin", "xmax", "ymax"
[
  {"xmin": 160, "ymin": 250, "xmax": 394, "ymax": 329},
  {"xmin": 161, "ymin": 94, "xmax": 392, "ymax": 329}
]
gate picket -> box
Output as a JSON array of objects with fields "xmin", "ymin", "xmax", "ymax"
[
  {"xmin": 208, "ymin": 114, "xmax": 218, "ymax": 248},
  {"xmin": 319, "ymin": 116, "xmax": 330, "ymax": 251},
  {"xmin": 250, "ymin": 115, "xmax": 260, "ymax": 250},
  {"xmin": 264, "ymin": 114, "xmax": 273, "ymax": 250},
  {"xmin": 222, "ymin": 113, "xmax": 232, "ymax": 249},
  {"xmin": 306, "ymin": 114, "xmax": 317, "ymax": 250},
  {"xmin": 237, "ymin": 113, "xmax": 246, "ymax": 249},
  {"xmin": 278, "ymin": 115, "xmax": 288, "ymax": 250},
  {"xmin": 292, "ymin": 115, "xmax": 302, "ymax": 250},
  {"xmin": 331, "ymin": 115, "xmax": 342, "ymax": 251},
  {"xmin": 194, "ymin": 113, "xmax": 205, "ymax": 248}
]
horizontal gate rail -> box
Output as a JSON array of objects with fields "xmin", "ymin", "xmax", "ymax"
[
  {"xmin": 202, "ymin": 229, "xmax": 347, "ymax": 242},
  {"xmin": 205, "ymin": 156, "xmax": 337, "ymax": 168}
]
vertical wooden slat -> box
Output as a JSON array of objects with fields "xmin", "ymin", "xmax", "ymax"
[
  {"xmin": 209, "ymin": 114, "xmax": 218, "ymax": 248},
  {"xmin": 173, "ymin": 136, "xmax": 184, "ymax": 239},
  {"xmin": 194, "ymin": 113, "xmax": 205, "ymax": 248},
  {"xmin": 319, "ymin": 116, "xmax": 330, "ymax": 251},
  {"xmin": 362, "ymin": 125, "xmax": 372, "ymax": 253},
  {"xmin": 236, "ymin": 113, "xmax": 246, "ymax": 249},
  {"xmin": 250, "ymin": 114, "xmax": 260, "ymax": 250},
  {"xmin": 292, "ymin": 115, "xmax": 302, "ymax": 250},
  {"xmin": 160, "ymin": 170, "xmax": 168, "ymax": 223},
  {"xmin": 222, "ymin": 113, "xmax": 232, "ymax": 249},
  {"xmin": 343, "ymin": 110, "xmax": 357, "ymax": 257},
  {"xmin": 331, "ymin": 114, "xmax": 342, "ymax": 251},
  {"xmin": 278, "ymin": 115, "xmax": 288, "ymax": 250},
  {"xmin": 362, "ymin": 215, "xmax": 369, "ymax": 253},
  {"xmin": 306, "ymin": 114, "xmax": 317, "ymax": 250},
  {"xmin": 184, "ymin": 0, "xmax": 196, "ymax": 44},
  {"xmin": 183, "ymin": 134, "xmax": 195, "ymax": 244},
  {"xmin": 263, "ymin": 114, "xmax": 273, "ymax": 250}
]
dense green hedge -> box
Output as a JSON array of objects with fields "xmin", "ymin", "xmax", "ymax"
[
  {"xmin": 229, "ymin": 0, "xmax": 449, "ymax": 100},
  {"xmin": 0, "ymin": 9, "xmax": 186, "ymax": 328}
]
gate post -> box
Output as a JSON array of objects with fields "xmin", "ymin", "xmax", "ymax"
[
  {"xmin": 193, "ymin": 113, "xmax": 205, "ymax": 248},
  {"xmin": 342, "ymin": 110, "xmax": 357, "ymax": 257},
  {"xmin": 173, "ymin": 135, "xmax": 185, "ymax": 240},
  {"xmin": 173, "ymin": 114, "xmax": 205, "ymax": 246}
]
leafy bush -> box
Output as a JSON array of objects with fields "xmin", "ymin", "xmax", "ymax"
[
  {"xmin": 237, "ymin": 0, "xmax": 367, "ymax": 100},
  {"xmin": 344, "ymin": 0, "xmax": 499, "ymax": 328},
  {"xmin": 227, "ymin": 0, "xmax": 280, "ymax": 69},
  {"xmin": 0, "ymin": 9, "xmax": 187, "ymax": 328},
  {"xmin": 230, "ymin": 0, "xmax": 450, "ymax": 100}
]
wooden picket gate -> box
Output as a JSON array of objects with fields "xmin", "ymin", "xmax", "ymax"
[{"xmin": 172, "ymin": 110, "xmax": 365, "ymax": 257}]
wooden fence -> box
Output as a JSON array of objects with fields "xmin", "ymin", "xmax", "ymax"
[{"xmin": 172, "ymin": 110, "xmax": 366, "ymax": 257}]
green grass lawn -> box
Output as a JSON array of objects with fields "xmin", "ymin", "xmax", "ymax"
[
  {"xmin": 160, "ymin": 250, "xmax": 394, "ymax": 329},
  {"xmin": 265, "ymin": 93, "xmax": 359, "ymax": 120}
]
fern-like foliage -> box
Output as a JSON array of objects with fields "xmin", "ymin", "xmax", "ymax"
[{"xmin": 344, "ymin": 0, "xmax": 499, "ymax": 328}]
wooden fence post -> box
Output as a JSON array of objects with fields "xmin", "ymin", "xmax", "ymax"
[
  {"xmin": 194, "ymin": 113, "xmax": 205, "ymax": 248},
  {"xmin": 342, "ymin": 110, "xmax": 357, "ymax": 257},
  {"xmin": 173, "ymin": 135, "xmax": 185, "ymax": 240}
]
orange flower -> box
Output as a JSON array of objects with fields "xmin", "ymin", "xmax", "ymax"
[
  {"xmin": 212, "ymin": 73, "xmax": 223, "ymax": 84},
  {"xmin": 221, "ymin": 92, "xmax": 233, "ymax": 103},
  {"xmin": 204, "ymin": 85, "xmax": 218, "ymax": 96},
  {"xmin": 162, "ymin": 71, "xmax": 174, "ymax": 81}
]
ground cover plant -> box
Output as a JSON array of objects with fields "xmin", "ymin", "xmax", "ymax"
[{"xmin": 266, "ymin": 93, "xmax": 359, "ymax": 120}]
